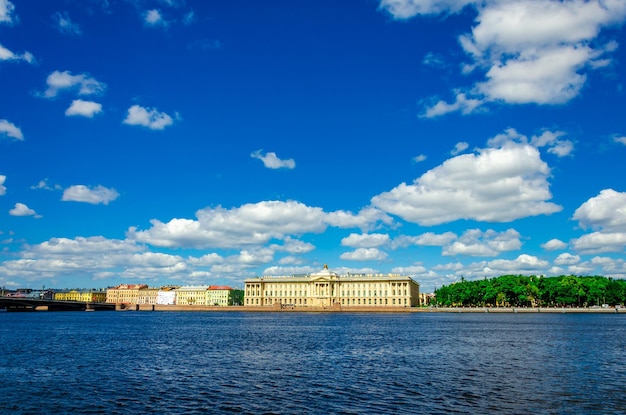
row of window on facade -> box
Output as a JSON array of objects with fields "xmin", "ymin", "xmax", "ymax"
[
  {"xmin": 244, "ymin": 297, "xmax": 409, "ymax": 306},
  {"xmin": 246, "ymin": 283, "xmax": 410, "ymax": 298}
]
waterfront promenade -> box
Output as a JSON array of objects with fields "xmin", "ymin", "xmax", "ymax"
[{"xmin": 122, "ymin": 304, "xmax": 623, "ymax": 313}]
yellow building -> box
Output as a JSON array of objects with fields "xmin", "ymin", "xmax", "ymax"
[
  {"xmin": 106, "ymin": 284, "xmax": 149, "ymax": 304},
  {"xmin": 54, "ymin": 290, "xmax": 107, "ymax": 303},
  {"xmin": 206, "ymin": 286, "xmax": 244, "ymax": 306},
  {"xmin": 176, "ymin": 286, "xmax": 209, "ymax": 305},
  {"xmin": 137, "ymin": 287, "xmax": 159, "ymax": 305},
  {"xmin": 244, "ymin": 265, "xmax": 420, "ymax": 308}
]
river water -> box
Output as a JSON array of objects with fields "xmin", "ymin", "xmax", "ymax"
[{"xmin": 1, "ymin": 311, "xmax": 624, "ymax": 414}]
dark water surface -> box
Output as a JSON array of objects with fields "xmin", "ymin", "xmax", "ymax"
[{"xmin": 1, "ymin": 311, "xmax": 625, "ymax": 414}]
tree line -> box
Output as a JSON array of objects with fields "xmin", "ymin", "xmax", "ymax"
[{"xmin": 433, "ymin": 275, "xmax": 626, "ymax": 307}]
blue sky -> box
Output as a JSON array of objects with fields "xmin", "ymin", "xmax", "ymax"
[{"xmin": 1, "ymin": 0, "xmax": 625, "ymax": 292}]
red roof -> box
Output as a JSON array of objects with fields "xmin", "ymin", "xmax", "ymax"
[{"xmin": 208, "ymin": 285, "xmax": 233, "ymax": 291}]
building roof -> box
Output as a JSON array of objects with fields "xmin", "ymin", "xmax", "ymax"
[{"xmin": 208, "ymin": 285, "xmax": 233, "ymax": 291}]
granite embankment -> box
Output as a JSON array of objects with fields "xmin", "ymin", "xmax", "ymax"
[{"xmin": 118, "ymin": 304, "xmax": 623, "ymax": 313}]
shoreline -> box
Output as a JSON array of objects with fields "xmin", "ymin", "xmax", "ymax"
[{"xmin": 119, "ymin": 304, "xmax": 623, "ymax": 313}]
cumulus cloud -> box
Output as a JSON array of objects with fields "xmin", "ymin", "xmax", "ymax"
[
  {"xmin": 571, "ymin": 232, "xmax": 626, "ymax": 254},
  {"xmin": 62, "ymin": 185, "xmax": 119, "ymax": 205},
  {"xmin": 0, "ymin": 175, "xmax": 5, "ymax": 195},
  {"xmin": 379, "ymin": 0, "xmax": 475, "ymax": 18},
  {"xmin": 144, "ymin": 9, "xmax": 166, "ymax": 27},
  {"xmin": 0, "ymin": 43, "xmax": 34, "ymax": 64},
  {"xmin": 65, "ymin": 99, "xmax": 103, "ymax": 117},
  {"xmin": 412, "ymin": 154, "xmax": 427, "ymax": 163},
  {"xmin": 43, "ymin": 70, "xmax": 106, "ymax": 98},
  {"xmin": 422, "ymin": 92, "xmax": 484, "ymax": 118},
  {"xmin": 451, "ymin": 141, "xmax": 469, "ymax": 155},
  {"xmin": 541, "ymin": 238, "xmax": 567, "ymax": 251},
  {"xmin": 0, "ymin": 119, "xmax": 23, "ymax": 140},
  {"xmin": 325, "ymin": 206, "xmax": 395, "ymax": 232},
  {"xmin": 371, "ymin": 136, "xmax": 561, "ymax": 226},
  {"xmin": 251, "ymin": 150, "xmax": 296, "ymax": 169},
  {"xmin": 341, "ymin": 233, "xmax": 390, "ymax": 248},
  {"xmin": 554, "ymin": 253, "xmax": 580, "ymax": 266},
  {"xmin": 574, "ymin": 189, "xmax": 626, "ymax": 232},
  {"xmin": 390, "ymin": 0, "xmax": 626, "ymax": 115},
  {"xmin": 0, "ymin": 0, "xmax": 16, "ymax": 25},
  {"xmin": 340, "ymin": 247, "xmax": 388, "ymax": 261},
  {"xmin": 571, "ymin": 189, "xmax": 626, "ymax": 254},
  {"xmin": 52, "ymin": 11, "xmax": 81, "ymax": 35},
  {"xmin": 443, "ymin": 228, "xmax": 522, "ymax": 256},
  {"xmin": 613, "ymin": 135, "xmax": 626, "ymax": 145},
  {"xmin": 9, "ymin": 203, "xmax": 41, "ymax": 218},
  {"xmin": 128, "ymin": 200, "xmax": 327, "ymax": 249},
  {"xmin": 489, "ymin": 128, "xmax": 573, "ymax": 157},
  {"xmin": 392, "ymin": 232, "xmax": 457, "ymax": 248},
  {"xmin": 123, "ymin": 105, "xmax": 174, "ymax": 130},
  {"xmin": 127, "ymin": 200, "xmax": 390, "ymax": 250}
]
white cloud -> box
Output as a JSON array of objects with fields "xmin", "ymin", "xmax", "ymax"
[
  {"xmin": 393, "ymin": 231, "xmax": 457, "ymax": 248},
  {"xmin": 31, "ymin": 179, "xmax": 61, "ymax": 191},
  {"xmin": 0, "ymin": 175, "xmax": 5, "ymax": 195},
  {"xmin": 613, "ymin": 135, "xmax": 626, "ymax": 145},
  {"xmin": 443, "ymin": 228, "xmax": 522, "ymax": 257},
  {"xmin": 457, "ymin": 254, "xmax": 551, "ymax": 279},
  {"xmin": 0, "ymin": 0, "xmax": 16, "ymax": 24},
  {"xmin": 123, "ymin": 105, "xmax": 174, "ymax": 130},
  {"xmin": 371, "ymin": 138, "xmax": 561, "ymax": 225},
  {"xmin": 574, "ymin": 189, "xmax": 626, "ymax": 232},
  {"xmin": 65, "ymin": 100, "xmax": 103, "ymax": 117},
  {"xmin": 341, "ymin": 233, "xmax": 390, "ymax": 248},
  {"xmin": 62, "ymin": 185, "xmax": 119, "ymax": 205},
  {"xmin": 261, "ymin": 265, "xmax": 318, "ymax": 276},
  {"xmin": 554, "ymin": 253, "xmax": 580, "ymax": 266},
  {"xmin": 340, "ymin": 247, "xmax": 388, "ymax": 261},
  {"xmin": 412, "ymin": 154, "xmax": 427, "ymax": 163},
  {"xmin": 571, "ymin": 232, "xmax": 626, "ymax": 254},
  {"xmin": 530, "ymin": 131, "xmax": 574, "ymax": 157},
  {"xmin": 379, "ymin": 0, "xmax": 476, "ymax": 18},
  {"xmin": 541, "ymin": 238, "xmax": 567, "ymax": 251},
  {"xmin": 0, "ymin": 43, "xmax": 34, "ymax": 64},
  {"xmin": 52, "ymin": 11, "xmax": 81, "ymax": 35},
  {"xmin": 128, "ymin": 200, "xmax": 328, "ymax": 249},
  {"xmin": 0, "ymin": 235, "xmax": 263, "ymax": 283},
  {"xmin": 274, "ymin": 237, "xmax": 315, "ymax": 254},
  {"xmin": 144, "ymin": 9, "xmax": 165, "ymax": 26},
  {"xmin": 251, "ymin": 150, "xmax": 296, "ymax": 169},
  {"xmin": 9, "ymin": 203, "xmax": 41, "ymax": 218},
  {"xmin": 43, "ymin": 70, "xmax": 106, "ymax": 98},
  {"xmin": 391, "ymin": 263, "xmax": 428, "ymax": 275},
  {"xmin": 325, "ymin": 206, "xmax": 394, "ymax": 231},
  {"xmin": 395, "ymin": 0, "xmax": 626, "ymax": 114},
  {"xmin": 465, "ymin": 0, "xmax": 626, "ymax": 105},
  {"xmin": 451, "ymin": 141, "xmax": 469, "ymax": 155},
  {"xmin": 571, "ymin": 189, "xmax": 626, "ymax": 254},
  {"xmin": 422, "ymin": 92, "xmax": 483, "ymax": 118},
  {"xmin": 0, "ymin": 119, "xmax": 23, "ymax": 140},
  {"xmin": 127, "ymin": 201, "xmax": 391, "ymax": 250}
]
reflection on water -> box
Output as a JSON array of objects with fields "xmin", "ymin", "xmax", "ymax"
[{"xmin": 1, "ymin": 312, "xmax": 625, "ymax": 414}]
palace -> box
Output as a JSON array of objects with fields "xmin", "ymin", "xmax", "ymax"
[{"xmin": 244, "ymin": 265, "xmax": 420, "ymax": 308}]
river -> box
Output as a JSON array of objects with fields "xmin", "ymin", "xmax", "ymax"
[{"xmin": 1, "ymin": 311, "xmax": 624, "ymax": 414}]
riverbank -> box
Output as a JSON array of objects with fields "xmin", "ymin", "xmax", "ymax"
[{"xmin": 118, "ymin": 304, "xmax": 623, "ymax": 313}]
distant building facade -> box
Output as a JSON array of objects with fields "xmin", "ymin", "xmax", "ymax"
[
  {"xmin": 244, "ymin": 265, "xmax": 420, "ymax": 308},
  {"xmin": 207, "ymin": 285, "xmax": 244, "ymax": 306},
  {"xmin": 105, "ymin": 284, "xmax": 241, "ymax": 306},
  {"xmin": 106, "ymin": 284, "xmax": 149, "ymax": 304},
  {"xmin": 55, "ymin": 289, "xmax": 106, "ymax": 303}
]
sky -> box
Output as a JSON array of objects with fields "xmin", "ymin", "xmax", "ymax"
[{"xmin": 1, "ymin": 0, "xmax": 626, "ymax": 293}]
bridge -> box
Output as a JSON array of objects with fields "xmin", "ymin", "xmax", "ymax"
[{"xmin": 0, "ymin": 297, "xmax": 115, "ymax": 312}]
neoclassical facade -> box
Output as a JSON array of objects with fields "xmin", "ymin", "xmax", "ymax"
[{"xmin": 244, "ymin": 265, "xmax": 420, "ymax": 308}]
